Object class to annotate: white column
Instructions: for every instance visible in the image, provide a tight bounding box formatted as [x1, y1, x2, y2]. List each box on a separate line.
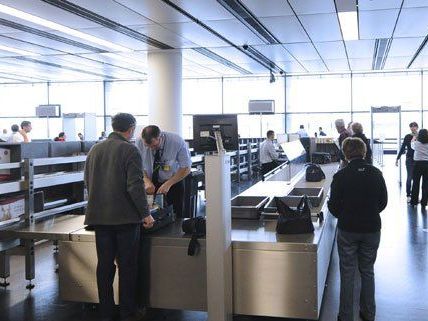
[205, 154, 233, 321]
[147, 51, 182, 135]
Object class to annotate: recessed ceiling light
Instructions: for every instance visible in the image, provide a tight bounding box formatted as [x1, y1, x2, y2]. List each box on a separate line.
[0, 44, 39, 56]
[0, 3, 132, 53]
[338, 11, 359, 41]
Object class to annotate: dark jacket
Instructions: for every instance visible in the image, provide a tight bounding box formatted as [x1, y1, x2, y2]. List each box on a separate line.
[397, 133, 415, 161]
[328, 158, 388, 233]
[353, 133, 373, 164]
[338, 128, 350, 161]
[84, 132, 149, 226]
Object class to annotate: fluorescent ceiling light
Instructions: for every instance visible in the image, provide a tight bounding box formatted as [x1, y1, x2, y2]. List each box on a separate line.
[338, 11, 359, 41]
[0, 44, 39, 56]
[0, 3, 132, 53]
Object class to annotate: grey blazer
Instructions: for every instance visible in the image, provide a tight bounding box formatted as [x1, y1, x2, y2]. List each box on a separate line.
[84, 132, 149, 226]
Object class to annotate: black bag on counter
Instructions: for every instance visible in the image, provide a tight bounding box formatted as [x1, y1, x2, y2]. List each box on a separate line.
[305, 163, 326, 182]
[182, 216, 206, 256]
[275, 195, 314, 234]
[312, 152, 331, 164]
[143, 205, 175, 234]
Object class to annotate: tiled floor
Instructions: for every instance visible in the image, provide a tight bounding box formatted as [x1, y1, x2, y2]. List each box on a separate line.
[1, 155, 427, 321]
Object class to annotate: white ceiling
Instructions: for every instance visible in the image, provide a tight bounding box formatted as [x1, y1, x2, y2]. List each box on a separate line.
[0, 0, 425, 82]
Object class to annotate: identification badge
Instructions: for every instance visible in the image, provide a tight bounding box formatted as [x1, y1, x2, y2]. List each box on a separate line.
[162, 165, 171, 171]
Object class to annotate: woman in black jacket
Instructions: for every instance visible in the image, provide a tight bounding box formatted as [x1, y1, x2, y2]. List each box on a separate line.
[328, 137, 388, 321]
[351, 122, 373, 164]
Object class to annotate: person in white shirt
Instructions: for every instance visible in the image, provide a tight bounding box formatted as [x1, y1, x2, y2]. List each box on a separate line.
[19, 121, 32, 142]
[8, 124, 24, 143]
[297, 125, 308, 138]
[259, 130, 279, 175]
[410, 128, 428, 207]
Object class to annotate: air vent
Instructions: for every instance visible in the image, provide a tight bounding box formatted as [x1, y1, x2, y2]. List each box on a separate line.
[193, 48, 251, 74]
[0, 18, 105, 53]
[217, 0, 280, 45]
[42, 0, 174, 50]
[372, 38, 391, 70]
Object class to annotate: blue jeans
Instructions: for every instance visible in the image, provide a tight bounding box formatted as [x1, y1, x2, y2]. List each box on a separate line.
[337, 229, 381, 321]
[95, 224, 141, 320]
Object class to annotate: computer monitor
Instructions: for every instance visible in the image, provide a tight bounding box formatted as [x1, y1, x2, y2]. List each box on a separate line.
[193, 114, 238, 153]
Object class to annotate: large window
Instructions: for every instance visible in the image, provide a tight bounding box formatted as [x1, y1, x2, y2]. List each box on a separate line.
[352, 72, 421, 111]
[286, 112, 351, 137]
[183, 78, 222, 114]
[49, 82, 104, 115]
[0, 83, 47, 117]
[105, 80, 148, 116]
[223, 76, 285, 114]
[286, 74, 351, 113]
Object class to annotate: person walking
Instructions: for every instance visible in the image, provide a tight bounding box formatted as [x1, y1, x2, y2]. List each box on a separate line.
[84, 113, 154, 321]
[352, 122, 373, 164]
[328, 137, 388, 321]
[396, 122, 419, 202]
[410, 128, 428, 208]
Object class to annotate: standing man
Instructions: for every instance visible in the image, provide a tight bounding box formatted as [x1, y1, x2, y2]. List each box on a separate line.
[328, 137, 388, 321]
[84, 113, 154, 321]
[20, 120, 32, 142]
[396, 122, 419, 202]
[335, 119, 351, 166]
[136, 125, 191, 218]
[297, 124, 308, 137]
[259, 130, 279, 175]
[319, 127, 327, 136]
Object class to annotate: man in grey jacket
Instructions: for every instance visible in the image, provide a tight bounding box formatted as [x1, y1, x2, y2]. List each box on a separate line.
[84, 113, 154, 321]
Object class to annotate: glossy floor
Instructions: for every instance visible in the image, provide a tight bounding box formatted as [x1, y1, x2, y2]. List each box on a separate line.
[1, 156, 427, 321]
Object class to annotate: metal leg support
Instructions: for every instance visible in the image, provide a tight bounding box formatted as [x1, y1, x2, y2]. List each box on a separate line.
[25, 239, 35, 290]
[0, 252, 10, 287]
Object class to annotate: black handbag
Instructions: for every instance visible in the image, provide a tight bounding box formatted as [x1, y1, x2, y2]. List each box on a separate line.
[275, 195, 314, 234]
[143, 205, 175, 234]
[305, 163, 326, 182]
[182, 216, 206, 256]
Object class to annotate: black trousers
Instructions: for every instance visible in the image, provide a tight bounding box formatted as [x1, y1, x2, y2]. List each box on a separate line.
[261, 161, 278, 176]
[405, 159, 415, 197]
[411, 161, 428, 206]
[94, 224, 141, 320]
[155, 180, 185, 218]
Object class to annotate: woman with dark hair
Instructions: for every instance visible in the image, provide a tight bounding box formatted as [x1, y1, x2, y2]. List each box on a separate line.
[410, 129, 428, 207]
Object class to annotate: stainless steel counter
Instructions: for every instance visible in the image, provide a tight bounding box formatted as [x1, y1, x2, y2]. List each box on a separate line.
[9, 163, 339, 320]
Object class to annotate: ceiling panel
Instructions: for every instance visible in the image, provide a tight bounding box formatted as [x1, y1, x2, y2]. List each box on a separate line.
[251, 44, 295, 62]
[259, 16, 309, 43]
[359, 9, 400, 39]
[168, 0, 233, 21]
[345, 40, 375, 58]
[394, 7, 428, 37]
[0, 0, 102, 29]
[79, 52, 148, 72]
[404, 0, 428, 8]
[200, 63, 245, 75]
[203, 19, 266, 46]
[301, 60, 328, 72]
[209, 46, 258, 64]
[324, 59, 350, 71]
[358, 0, 402, 10]
[114, 0, 190, 23]
[236, 61, 270, 74]
[283, 42, 320, 60]
[409, 55, 428, 69]
[349, 58, 372, 71]
[160, 22, 229, 47]
[288, 0, 336, 14]
[298, 13, 342, 42]
[383, 56, 412, 69]
[241, 0, 293, 17]
[388, 37, 425, 57]
[314, 41, 347, 60]
[68, 0, 153, 26]
[276, 61, 306, 73]
[182, 49, 226, 66]
[133, 24, 196, 48]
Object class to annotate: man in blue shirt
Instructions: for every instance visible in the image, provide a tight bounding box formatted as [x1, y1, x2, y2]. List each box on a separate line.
[136, 125, 191, 217]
